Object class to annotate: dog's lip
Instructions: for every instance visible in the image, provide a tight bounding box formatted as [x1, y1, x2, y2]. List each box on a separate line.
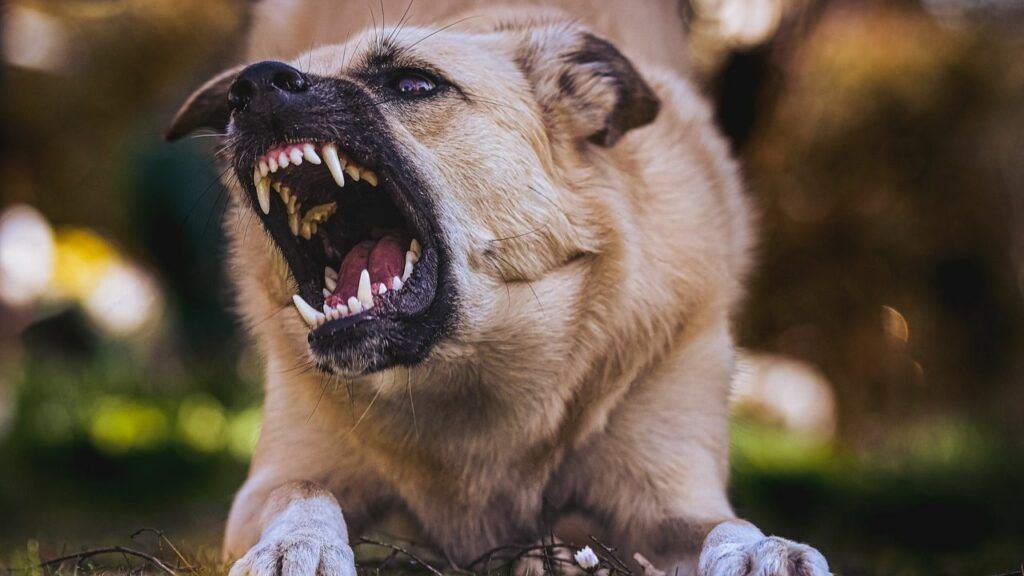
[237, 138, 443, 334]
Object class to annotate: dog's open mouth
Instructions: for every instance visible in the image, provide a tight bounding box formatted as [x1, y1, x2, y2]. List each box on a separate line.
[243, 140, 438, 337]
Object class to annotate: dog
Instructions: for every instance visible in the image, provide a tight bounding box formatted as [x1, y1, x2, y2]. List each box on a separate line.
[167, 2, 830, 575]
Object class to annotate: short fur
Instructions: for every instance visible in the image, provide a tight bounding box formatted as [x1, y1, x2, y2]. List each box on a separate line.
[169, 2, 829, 575]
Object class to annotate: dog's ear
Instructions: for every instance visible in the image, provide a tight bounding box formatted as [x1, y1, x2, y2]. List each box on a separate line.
[165, 65, 244, 142]
[516, 27, 660, 147]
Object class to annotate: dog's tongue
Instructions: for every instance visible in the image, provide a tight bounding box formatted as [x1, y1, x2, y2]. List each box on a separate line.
[329, 233, 407, 306]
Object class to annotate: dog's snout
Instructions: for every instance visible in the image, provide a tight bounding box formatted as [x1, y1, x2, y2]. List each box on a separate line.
[228, 61, 310, 113]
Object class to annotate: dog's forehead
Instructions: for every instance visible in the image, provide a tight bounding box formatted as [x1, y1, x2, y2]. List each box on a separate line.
[293, 27, 510, 80]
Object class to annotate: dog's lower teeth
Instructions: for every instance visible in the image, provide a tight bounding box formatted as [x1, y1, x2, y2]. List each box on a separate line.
[292, 294, 325, 328]
[347, 297, 362, 314]
[392, 276, 403, 290]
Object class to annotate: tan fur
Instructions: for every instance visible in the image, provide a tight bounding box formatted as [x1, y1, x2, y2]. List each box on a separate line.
[172, 2, 828, 575]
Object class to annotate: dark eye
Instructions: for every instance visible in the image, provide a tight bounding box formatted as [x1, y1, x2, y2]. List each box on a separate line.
[391, 72, 437, 96]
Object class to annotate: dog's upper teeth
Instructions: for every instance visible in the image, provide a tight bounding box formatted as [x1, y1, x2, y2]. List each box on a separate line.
[362, 170, 378, 187]
[259, 160, 270, 177]
[278, 151, 290, 169]
[254, 169, 271, 215]
[344, 163, 361, 182]
[268, 156, 279, 173]
[357, 269, 374, 308]
[302, 144, 322, 165]
[322, 143, 346, 188]
[289, 148, 303, 166]
[292, 294, 325, 328]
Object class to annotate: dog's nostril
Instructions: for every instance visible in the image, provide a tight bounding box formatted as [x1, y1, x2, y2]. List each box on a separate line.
[227, 78, 256, 112]
[271, 69, 309, 93]
[228, 61, 310, 114]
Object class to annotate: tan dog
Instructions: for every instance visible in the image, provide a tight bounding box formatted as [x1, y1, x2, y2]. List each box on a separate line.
[167, 2, 830, 575]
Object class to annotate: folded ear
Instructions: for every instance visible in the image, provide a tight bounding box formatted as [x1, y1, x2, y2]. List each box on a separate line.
[165, 65, 244, 141]
[516, 27, 661, 147]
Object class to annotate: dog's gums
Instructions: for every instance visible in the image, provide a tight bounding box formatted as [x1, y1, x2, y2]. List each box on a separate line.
[250, 140, 422, 329]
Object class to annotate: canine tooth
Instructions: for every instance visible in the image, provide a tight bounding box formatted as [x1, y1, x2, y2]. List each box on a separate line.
[269, 156, 279, 172]
[344, 164, 361, 181]
[289, 211, 300, 236]
[278, 152, 290, 168]
[322, 144, 346, 188]
[259, 161, 269, 177]
[255, 171, 271, 215]
[392, 276, 403, 290]
[402, 258, 413, 282]
[362, 170, 378, 186]
[292, 294, 324, 328]
[348, 297, 363, 314]
[357, 269, 373, 307]
[406, 250, 419, 269]
[302, 144, 322, 164]
[325, 271, 338, 292]
[289, 148, 303, 165]
[410, 239, 421, 259]
[378, 284, 387, 295]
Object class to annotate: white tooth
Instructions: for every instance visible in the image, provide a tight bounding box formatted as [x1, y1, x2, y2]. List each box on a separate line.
[406, 250, 419, 268]
[348, 297, 363, 314]
[302, 144, 322, 164]
[392, 276, 403, 291]
[378, 284, 387, 295]
[357, 269, 373, 307]
[292, 294, 325, 328]
[323, 304, 333, 315]
[259, 161, 270, 177]
[323, 288, 332, 298]
[289, 148, 303, 165]
[410, 239, 422, 259]
[344, 164, 361, 181]
[268, 156, 279, 172]
[402, 258, 413, 282]
[278, 152, 290, 168]
[325, 266, 338, 280]
[322, 144, 346, 188]
[255, 171, 271, 215]
[325, 272, 337, 292]
[362, 170, 378, 187]
[337, 304, 350, 317]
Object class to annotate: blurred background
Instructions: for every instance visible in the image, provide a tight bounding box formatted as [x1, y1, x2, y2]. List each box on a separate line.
[1, 0, 1022, 574]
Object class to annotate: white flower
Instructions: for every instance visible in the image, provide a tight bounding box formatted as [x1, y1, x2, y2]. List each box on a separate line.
[574, 546, 599, 570]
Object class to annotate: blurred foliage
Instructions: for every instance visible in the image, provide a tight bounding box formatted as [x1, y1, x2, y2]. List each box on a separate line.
[1, 0, 1023, 574]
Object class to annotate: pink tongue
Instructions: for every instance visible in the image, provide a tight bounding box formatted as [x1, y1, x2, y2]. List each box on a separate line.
[327, 234, 408, 307]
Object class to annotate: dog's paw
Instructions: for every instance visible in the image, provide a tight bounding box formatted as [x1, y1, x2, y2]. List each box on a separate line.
[228, 534, 355, 576]
[699, 522, 829, 576]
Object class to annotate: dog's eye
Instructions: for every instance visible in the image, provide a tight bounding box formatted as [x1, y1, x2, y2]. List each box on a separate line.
[390, 72, 437, 96]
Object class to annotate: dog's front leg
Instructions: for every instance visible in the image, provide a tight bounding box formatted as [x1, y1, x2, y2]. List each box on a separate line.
[227, 480, 356, 576]
[696, 519, 829, 576]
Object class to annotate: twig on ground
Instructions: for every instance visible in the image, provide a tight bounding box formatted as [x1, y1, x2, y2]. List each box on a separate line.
[39, 546, 177, 575]
[356, 537, 446, 576]
[130, 529, 196, 573]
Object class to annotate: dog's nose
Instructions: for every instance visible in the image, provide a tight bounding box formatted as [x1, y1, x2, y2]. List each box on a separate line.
[228, 61, 310, 113]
